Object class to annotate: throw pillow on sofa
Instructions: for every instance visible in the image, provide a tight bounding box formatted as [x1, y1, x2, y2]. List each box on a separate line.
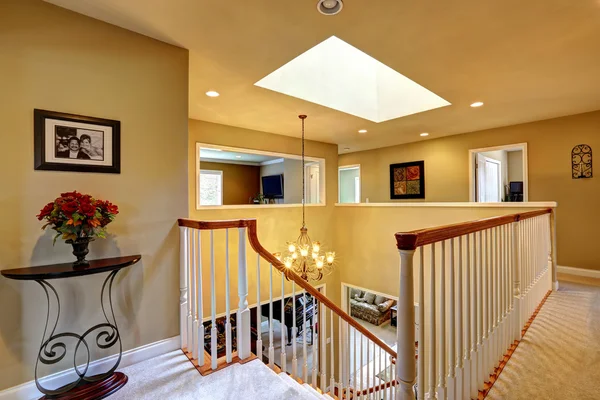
[374, 295, 387, 305]
[363, 292, 376, 304]
[377, 299, 395, 313]
[350, 288, 364, 299]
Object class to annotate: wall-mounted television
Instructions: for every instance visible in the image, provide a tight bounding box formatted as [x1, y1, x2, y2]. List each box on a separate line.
[262, 174, 284, 199]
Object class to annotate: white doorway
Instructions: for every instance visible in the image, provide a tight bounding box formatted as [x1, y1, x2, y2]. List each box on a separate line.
[469, 143, 528, 202]
[338, 165, 361, 203]
[305, 162, 320, 204]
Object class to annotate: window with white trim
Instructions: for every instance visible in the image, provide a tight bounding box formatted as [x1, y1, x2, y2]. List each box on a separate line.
[199, 170, 223, 206]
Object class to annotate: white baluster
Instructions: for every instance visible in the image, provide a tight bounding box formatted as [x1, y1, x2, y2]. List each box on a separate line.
[467, 234, 476, 400]
[448, 239, 456, 400]
[192, 229, 201, 361]
[281, 273, 286, 372]
[456, 236, 464, 400]
[330, 310, 335, 396]
[196, 229, 205, 364]
[321, 300, 327, 392]
[236, 227, 250, 360]
[384, 350, 389, 400]
[255, 253, 262, 368]
[397, 246, 417, 400]
[339, 316, 343, 398]
[437, 241, 447, 400]
[225, 229, 232, 364]
[512, 221, 522, 342]
[418, 247, 425, 400]
[303, 291, 308, 382]
[550, 210, 558, 291]
[353, 325, 358, 394]
[366, 340, 370, 399]
[292, 280, 298, 378]
[476, 231, 484, 390]
[210, 230, 218, 370]
[268, 264, 274, 368]
[359, 331, 364, 400]
[484, 229, 491, 377]
[378, 347, 383, 398]
[187, 229, 193, 356]
[312, 299, 318, 387]
[429, 244, 437, 400]
[180, 227, 189, 350]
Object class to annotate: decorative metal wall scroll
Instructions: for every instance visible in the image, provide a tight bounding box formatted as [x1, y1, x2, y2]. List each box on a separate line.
[572, 144, 592, 179]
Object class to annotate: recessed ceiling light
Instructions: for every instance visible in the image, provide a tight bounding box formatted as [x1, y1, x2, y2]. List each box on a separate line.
[317, 0, 343, 15]
[358, 129, 368, 133]
[343, 147, 350, 151]
[235, 155, 242, 159]
[470, 101, 484, 108]
[420, 132, 429, 137]
[206, 91, 220, 97]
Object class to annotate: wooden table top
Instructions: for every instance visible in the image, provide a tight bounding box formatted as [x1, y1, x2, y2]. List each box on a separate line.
[1, 255, 141, 281]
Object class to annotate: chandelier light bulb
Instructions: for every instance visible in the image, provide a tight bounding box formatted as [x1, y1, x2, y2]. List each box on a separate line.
[300, 245, 309, 257]
[312, 242, 321, 253]
[292, 252, 298, 260]
[284, 257, 293, 268]
[326, 252, 335, 264]
[287, 242, 296, 253]
[312, 252, 318, 259]
[316, 256, 325, 269]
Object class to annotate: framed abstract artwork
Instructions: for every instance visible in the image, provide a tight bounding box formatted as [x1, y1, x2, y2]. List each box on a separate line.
[34, 109, 121, 174]
[390, 161, 425, 199]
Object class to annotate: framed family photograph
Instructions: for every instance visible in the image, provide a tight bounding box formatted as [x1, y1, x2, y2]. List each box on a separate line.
[390, 160, 425, 199]
[34, 109, 121, 174]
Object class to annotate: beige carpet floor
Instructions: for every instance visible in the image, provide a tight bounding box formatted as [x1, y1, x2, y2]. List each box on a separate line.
[487, 276, 600, 400]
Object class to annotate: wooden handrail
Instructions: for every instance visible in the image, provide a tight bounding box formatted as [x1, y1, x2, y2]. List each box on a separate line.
[246, 220, 398, 360]
[395, 208, 553, 251]
[177, 218, 398, 360]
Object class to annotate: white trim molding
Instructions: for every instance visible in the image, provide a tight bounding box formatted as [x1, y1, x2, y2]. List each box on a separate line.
[0, 336, 180, 400]
[334, 201, 557, 208]
[557, 265, 600, 279]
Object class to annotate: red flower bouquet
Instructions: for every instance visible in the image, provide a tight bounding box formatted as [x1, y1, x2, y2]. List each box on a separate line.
[37, 191, 119, 243]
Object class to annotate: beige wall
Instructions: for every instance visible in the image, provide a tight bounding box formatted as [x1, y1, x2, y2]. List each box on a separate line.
[200, 161, 260, 205]
[188, 119, 340, 316]
[339, 111, 600, 270]
[508, 150, 524, 182]
[0, 0, 188, 390]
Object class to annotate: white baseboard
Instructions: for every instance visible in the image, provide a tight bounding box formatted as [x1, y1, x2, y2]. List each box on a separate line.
[0, 335, 180, 400]
[557, 265, 600, 279]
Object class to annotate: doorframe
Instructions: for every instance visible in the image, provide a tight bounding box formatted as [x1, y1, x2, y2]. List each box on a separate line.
[468, 143, 528, 202]
[338, 164, 361, 203]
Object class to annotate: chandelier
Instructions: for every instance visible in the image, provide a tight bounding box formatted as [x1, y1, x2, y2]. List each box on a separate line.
[274, 115, 335, 282]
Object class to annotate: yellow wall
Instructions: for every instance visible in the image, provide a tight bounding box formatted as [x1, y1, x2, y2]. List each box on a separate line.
[339, 111, 600, 270]
[0, 0, 188, 389]
[188, 119, 340, 316]
[200, 161, 260, 205]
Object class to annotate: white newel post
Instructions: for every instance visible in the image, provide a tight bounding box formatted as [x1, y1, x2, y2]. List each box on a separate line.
[237, 227, 251, 360]
[396, 248, 417, 400]
[550, 209, 559, 291]
[179, 227, 189, 349]
[511, 221, 522, 341]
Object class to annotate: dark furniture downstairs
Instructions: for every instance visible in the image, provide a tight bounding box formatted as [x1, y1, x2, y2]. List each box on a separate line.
[260, 293, 315, 346]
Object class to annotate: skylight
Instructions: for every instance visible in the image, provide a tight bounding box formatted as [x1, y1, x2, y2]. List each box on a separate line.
[255, 36, 451, 123]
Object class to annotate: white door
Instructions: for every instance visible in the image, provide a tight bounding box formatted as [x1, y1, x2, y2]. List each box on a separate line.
[306, 163, 320, 204]
[476, 154, 501, 202]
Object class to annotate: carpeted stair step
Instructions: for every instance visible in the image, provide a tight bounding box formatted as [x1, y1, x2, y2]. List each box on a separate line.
[303, 382, 328, 399]
[277, 372, 323, 399]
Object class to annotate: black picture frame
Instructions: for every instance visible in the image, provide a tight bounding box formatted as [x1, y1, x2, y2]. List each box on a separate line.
[389, 161, 425, 199]
[34, 109, 121, 174]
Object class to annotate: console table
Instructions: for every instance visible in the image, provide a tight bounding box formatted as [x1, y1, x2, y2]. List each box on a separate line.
[1, 255, 141, 399]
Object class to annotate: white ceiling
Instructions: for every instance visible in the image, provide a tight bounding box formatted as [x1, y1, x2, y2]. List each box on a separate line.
[45, 0, 600, 153]
[200, 148, 282, 165]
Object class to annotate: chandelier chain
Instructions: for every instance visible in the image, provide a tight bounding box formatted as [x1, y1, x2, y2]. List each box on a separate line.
[301, 115, 306, 228]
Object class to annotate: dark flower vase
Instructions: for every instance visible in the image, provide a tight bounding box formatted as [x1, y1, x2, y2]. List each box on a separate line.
[66, 237, 94, 268]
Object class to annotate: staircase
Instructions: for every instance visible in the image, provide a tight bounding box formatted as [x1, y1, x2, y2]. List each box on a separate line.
[177, 207, 558, 400]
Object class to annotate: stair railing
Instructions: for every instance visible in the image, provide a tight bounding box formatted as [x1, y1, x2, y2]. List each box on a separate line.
[394, 208, 557, 400]
[179, 218, 399, 399]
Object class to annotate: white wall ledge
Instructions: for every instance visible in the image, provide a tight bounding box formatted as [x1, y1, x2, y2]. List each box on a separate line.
[195, 203, 326, 211]
[334, 201, 557, 208]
